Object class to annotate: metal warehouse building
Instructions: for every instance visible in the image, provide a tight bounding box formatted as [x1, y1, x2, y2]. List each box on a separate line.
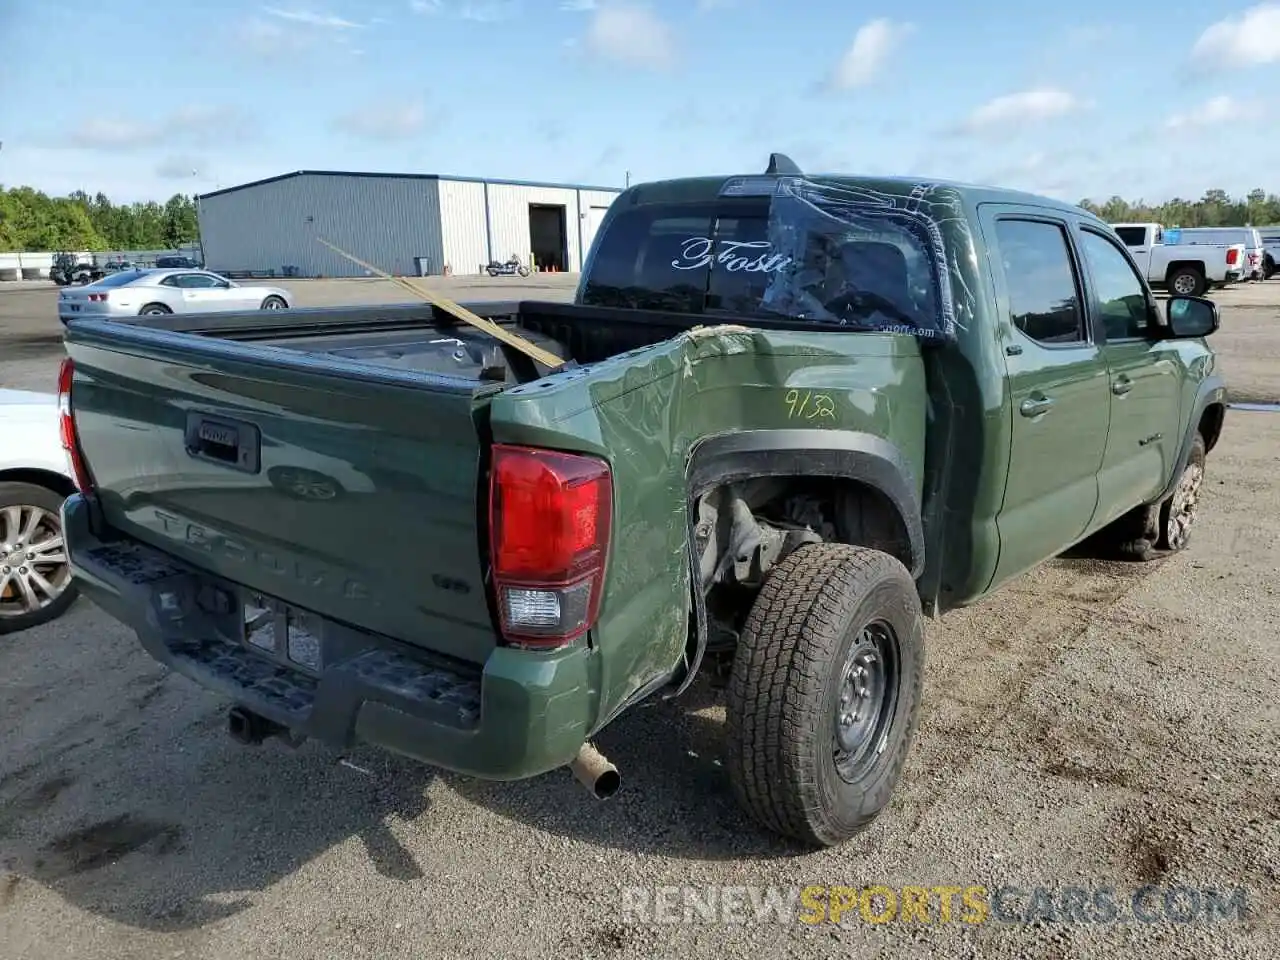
[195, 171, 624, 278]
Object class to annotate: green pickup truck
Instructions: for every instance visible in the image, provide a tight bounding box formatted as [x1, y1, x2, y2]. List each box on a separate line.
[59, 158, 1226, 847]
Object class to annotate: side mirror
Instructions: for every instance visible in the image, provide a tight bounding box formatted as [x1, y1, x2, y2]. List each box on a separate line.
[1166, 295, 1218, 338]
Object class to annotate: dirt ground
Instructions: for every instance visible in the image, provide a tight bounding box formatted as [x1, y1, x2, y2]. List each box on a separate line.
[0, 277, 1277, 959]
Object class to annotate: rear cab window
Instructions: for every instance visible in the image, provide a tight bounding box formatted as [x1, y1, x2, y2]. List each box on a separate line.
[581, 190, 949, 340]
[1112, 226, 1148, 247]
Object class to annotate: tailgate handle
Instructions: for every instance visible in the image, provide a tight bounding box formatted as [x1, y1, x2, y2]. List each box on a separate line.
[184, 413, 261, 474]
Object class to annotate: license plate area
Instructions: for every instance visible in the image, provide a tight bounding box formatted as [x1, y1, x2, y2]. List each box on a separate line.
[242, 593, 323, 674]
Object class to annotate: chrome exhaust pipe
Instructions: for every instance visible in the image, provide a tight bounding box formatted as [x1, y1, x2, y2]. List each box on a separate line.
[569, 741, 620, 799]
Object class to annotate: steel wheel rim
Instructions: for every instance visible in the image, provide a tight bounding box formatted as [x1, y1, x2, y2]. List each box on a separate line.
[1173, 274, 1196, 295]
[0, 504, 70, 618]
[1167, 462, 1204, 550]
[833, 620, 899, 782]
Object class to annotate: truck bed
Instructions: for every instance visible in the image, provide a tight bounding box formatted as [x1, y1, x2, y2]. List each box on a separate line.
[57, 298, 774, 666]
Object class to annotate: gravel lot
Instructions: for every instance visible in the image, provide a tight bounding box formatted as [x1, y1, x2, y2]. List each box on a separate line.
[1, 276, 1277, 959]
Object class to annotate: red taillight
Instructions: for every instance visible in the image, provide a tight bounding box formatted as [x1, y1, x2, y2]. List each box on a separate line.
[1227, 248, 1240, 265]
[87, 293, 108, 302]
[489, 444, 612, 648]
[57, 358, 95, 494]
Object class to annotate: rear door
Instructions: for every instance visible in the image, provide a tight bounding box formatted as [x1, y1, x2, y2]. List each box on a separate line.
[981, 207, 1111, 586]
[1074, 225, 1183, 529]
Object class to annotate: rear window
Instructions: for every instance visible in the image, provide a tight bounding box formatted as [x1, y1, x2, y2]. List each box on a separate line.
[581, 196, 946, 338]
[1112, 227, 1148, 246]
[90, 270, 148, 288]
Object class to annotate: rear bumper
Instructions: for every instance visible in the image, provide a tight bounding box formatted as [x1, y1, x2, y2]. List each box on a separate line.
[62, 494, 597, 780]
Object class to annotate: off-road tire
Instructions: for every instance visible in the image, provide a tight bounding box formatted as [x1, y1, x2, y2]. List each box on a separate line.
[724, 542, 924, 848]
[1157, 433, 1206, 552]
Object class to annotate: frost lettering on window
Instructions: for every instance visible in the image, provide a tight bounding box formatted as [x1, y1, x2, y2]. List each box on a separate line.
[671, 237, 793, 274]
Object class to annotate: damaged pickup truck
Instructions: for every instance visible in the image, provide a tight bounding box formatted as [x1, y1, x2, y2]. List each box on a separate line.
[59, 156, 1226, 847]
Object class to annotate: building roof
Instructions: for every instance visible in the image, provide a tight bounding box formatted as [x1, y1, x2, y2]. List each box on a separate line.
[198, 170, 625, 201]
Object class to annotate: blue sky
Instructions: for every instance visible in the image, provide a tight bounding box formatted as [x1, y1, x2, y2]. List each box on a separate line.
[1, 1, 1277, 204]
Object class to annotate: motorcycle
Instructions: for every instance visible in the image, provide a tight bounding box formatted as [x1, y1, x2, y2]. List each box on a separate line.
[485, 255, 531, 278]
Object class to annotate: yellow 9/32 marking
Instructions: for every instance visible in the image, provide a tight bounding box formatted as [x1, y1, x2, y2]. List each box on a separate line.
[785, 389, 837, 421]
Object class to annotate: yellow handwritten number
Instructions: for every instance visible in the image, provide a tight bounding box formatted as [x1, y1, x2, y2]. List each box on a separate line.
[785, 389, 836, 421]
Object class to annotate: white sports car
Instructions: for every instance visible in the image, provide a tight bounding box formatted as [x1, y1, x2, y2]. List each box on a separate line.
[58, 268, 292, 325]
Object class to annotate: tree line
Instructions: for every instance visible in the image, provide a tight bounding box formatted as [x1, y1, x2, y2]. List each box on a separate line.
[1076, 188, 1280, 229]
[0, 186, 201, 252]
[1, 183, 1278, 254]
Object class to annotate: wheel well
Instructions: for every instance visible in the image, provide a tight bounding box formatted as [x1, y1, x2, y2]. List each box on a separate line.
[1199, 402, 1226, 453]
[1165, 260, 1204, 280]
[139, 302, 171, 313]
[678, 474, 915, 691]
[0, 468, 75, 499]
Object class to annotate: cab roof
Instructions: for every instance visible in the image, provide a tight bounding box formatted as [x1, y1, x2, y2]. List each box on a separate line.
[617, 154, 1097, 224]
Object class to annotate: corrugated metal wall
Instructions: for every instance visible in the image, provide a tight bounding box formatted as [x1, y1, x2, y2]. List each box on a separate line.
[199, 174, 444, 278]
[437, 179, 489, 275]
[485, 183, 580, 272]
[578, 189, 621, 266]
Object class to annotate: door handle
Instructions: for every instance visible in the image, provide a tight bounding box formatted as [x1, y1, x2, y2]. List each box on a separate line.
[1019, 395, 1054, 417]
[1112, 377, 1133, 396]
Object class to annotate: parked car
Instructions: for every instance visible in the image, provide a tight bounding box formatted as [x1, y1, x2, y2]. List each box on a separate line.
[155, 255, 203, 269]
[1109, 222, 1245, 295]
[0, 389, 78, 635]
[60, 158, 1226, 848]
[1258, 227, 1280, 279]
[58, 268, 292, 325]
[1177, 226, 1267, 281]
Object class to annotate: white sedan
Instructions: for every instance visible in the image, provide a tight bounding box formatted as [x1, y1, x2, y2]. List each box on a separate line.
[59, 268, 292, 325]
[0, 390, 78, 634]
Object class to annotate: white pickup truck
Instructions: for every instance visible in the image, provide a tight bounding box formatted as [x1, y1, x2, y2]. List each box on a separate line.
[1110, 222, 1245, 296]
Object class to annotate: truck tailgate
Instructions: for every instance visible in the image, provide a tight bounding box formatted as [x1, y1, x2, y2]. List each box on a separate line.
[64, 321, 501, 664]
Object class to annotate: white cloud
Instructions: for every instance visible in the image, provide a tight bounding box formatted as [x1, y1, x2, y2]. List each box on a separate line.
[824, 19, 914, 91]
[560, 0, 595, 10]
[332, 102, 434, 141]
[957, 87, 1082, 135]
[1165, 95, 1248, 129]
[61, 107, 258, 152]
[263, 6, 365, 29]
[583, 3, 676, 70]
[1191, 3, 1280, 68]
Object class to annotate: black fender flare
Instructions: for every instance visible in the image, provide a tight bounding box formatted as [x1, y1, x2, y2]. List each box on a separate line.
[1152, 376, 1227, 505]
[667, 428, 926, 698]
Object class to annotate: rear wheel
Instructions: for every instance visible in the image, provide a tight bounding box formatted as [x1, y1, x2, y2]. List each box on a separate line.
[139, 303, 171, 315]
[725, 543, 924, 848]
[1168, 267, 1206, 297]
[0, 482, 78, 635]
[261, 295, 287, 310]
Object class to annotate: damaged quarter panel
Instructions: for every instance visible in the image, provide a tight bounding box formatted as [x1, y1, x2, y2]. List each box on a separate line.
[489, 324, 927, 732]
